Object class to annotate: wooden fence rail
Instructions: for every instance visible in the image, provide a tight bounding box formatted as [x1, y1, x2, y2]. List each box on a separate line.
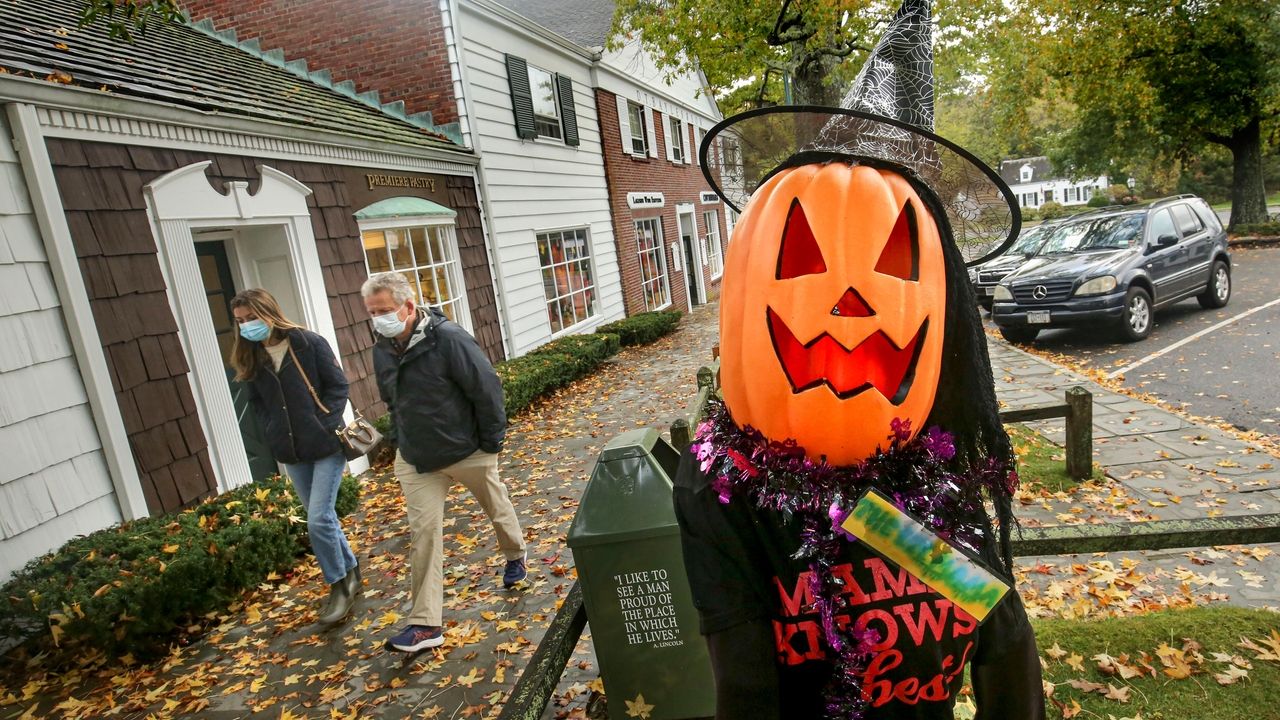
[1000, 386, 1093, 480]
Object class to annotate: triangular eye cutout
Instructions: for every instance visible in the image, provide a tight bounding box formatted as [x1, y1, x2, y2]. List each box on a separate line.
[874, 201, 919, 281]
[776, 199, 827, 279]
[831, 287, 874, 317]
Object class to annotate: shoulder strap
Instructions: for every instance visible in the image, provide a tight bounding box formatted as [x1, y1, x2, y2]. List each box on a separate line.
[285, 340, 331, 415]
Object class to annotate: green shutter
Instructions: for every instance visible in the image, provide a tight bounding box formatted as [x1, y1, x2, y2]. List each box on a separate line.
[505, 54, 537, 140]
[555, 73, 579, 147]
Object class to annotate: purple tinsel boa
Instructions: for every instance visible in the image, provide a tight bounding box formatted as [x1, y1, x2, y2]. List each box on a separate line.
[691, 398, 1017, 719]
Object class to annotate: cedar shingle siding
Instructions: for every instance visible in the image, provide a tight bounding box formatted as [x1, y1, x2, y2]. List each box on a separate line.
[46, 138, 499, 512]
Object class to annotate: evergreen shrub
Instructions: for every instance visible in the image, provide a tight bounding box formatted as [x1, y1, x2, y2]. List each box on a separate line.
[596, 310, 683, 346]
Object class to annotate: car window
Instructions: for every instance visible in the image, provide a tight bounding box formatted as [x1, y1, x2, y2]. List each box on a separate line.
[1038, 214, 1144, 254]
[1009, 227, 1048, 254]
[1171, 205, 1204, 237]
[1146, 209, 1178, 243]
[1191, 201, 1223, 233]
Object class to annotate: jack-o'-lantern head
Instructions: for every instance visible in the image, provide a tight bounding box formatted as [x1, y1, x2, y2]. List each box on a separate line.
[719, 162, 947, 465]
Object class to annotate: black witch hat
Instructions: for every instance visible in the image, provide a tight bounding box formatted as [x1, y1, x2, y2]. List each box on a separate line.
[700, 0, 1020, 265]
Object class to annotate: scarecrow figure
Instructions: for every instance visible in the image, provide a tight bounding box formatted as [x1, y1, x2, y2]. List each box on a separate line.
[676, 1, 1046, 718]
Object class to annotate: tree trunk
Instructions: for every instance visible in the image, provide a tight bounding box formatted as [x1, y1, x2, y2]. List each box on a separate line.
[1226, 118, 1269, 230]
[790, 52, 840, 106]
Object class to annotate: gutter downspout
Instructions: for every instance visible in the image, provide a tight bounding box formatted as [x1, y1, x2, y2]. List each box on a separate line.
[5, 102, 150, 519]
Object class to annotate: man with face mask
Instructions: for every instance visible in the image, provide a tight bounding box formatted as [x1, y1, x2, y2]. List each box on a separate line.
[361, 272, 527, 653]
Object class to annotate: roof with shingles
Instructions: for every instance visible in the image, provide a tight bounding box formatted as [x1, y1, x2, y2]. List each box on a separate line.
[490, 0, 616, 49]
[999, 156, 1054, 185]
[0, 0, 468, 153]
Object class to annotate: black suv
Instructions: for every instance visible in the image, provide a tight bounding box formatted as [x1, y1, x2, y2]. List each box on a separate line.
[970, 223, 1056, 309]
[991, 195, 1231, 343]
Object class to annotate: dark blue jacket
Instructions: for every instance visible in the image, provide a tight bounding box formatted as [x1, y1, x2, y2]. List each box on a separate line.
[247, 328, 348, 465]
[373, 308, 506, 473]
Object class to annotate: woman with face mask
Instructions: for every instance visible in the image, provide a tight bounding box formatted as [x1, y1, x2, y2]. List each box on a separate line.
[230, 289, 359, 626]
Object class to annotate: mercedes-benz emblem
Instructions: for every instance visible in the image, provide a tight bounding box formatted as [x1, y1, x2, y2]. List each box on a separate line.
[1032, 285, 1048, 300]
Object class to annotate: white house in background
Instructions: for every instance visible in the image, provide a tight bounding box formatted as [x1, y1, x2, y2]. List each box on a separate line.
[999, 156, 1109, 210]
[448, 0, 627, 355]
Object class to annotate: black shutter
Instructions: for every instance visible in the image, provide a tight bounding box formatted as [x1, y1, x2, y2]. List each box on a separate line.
[505, 54, 537, 140]
[555, 73, 579, 147]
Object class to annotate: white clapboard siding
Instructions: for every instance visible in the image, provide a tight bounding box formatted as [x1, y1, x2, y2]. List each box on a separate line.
[0, 113, 120, 580]
[458, 8, 626, 356]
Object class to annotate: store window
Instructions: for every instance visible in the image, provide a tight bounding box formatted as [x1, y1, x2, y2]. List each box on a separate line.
[703, 209, 723, 278]
[361, 220, 469, 328]
[537, 228, 597, 333]
[635, 218, 670, 310]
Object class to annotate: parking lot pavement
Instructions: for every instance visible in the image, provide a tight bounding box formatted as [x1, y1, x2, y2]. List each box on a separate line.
[984, 245, 1280, 436]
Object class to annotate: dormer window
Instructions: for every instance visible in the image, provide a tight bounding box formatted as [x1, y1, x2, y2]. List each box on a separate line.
[1020, 165, 1033, 183]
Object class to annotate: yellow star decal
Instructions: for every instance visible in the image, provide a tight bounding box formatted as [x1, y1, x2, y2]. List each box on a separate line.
[625, 692, 655, 719]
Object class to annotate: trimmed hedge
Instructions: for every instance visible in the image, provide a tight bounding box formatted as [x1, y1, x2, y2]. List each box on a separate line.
[596, 310, 683, 347]
[495, 331, 621, 417]
[0, 473, 359, 658]
[1232, 221, 1280, 237]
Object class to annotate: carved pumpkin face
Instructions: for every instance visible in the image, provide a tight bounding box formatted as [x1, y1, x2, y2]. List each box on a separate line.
[719, 163, 947, 466]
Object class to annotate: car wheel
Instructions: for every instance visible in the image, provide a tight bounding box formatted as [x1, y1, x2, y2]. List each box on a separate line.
[999, 326, 1039, 344]
[1197, 260, 1230, 309]
[1119, 287, 1153, 342]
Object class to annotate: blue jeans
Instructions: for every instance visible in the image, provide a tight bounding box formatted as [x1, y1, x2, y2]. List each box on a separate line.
[283, 452, 357, 585]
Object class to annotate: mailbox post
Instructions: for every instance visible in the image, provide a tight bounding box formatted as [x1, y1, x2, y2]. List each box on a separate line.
[567, 429, 715, 720]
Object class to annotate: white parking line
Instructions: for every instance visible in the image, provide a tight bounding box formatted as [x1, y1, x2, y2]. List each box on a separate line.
[1107, 295, 1280, 379]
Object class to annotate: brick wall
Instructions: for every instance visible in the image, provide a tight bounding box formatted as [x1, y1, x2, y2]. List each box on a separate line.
[181, 0, 456, 124]
[46, 139, 498, 512]
[595, 89, 728, 315]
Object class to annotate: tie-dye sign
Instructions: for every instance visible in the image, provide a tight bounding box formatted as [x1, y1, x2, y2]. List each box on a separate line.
[841, 488, 1010, 622]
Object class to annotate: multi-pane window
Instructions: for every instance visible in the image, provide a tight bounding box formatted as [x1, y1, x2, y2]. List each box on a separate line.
[537, 228, 596, 333]
[703, 210, 723, 278]
[627, 101, 648, 155]
[527, 65, 562, 140]
[692, 126, 705, 165]
[361, 223, 468, 326]
[635, 218, 670, 310]
[668, 115, 685, 162]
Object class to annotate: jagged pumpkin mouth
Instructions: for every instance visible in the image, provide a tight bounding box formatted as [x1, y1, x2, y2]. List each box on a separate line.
[766, 307, 928, 404]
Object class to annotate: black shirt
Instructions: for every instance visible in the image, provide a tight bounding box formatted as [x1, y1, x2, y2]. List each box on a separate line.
[673, 453, 1033, 719]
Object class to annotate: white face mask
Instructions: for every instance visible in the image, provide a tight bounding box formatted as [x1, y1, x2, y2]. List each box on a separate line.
[372, 308, 407, 338]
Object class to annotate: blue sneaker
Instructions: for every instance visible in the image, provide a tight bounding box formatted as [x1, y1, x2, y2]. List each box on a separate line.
[503, 556, 527, 588]
[385, 625, 444, 652]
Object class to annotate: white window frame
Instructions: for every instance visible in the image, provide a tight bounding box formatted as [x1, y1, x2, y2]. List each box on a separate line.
[527, 63, 563, 141]
[358, 215, 472, 331]
[692, 125, 705, 166]
[667, 115, 686, 164]
[627, 101, 648, 155]
[703, 209, 723, 279]
[1020, 165, 1033, 183]
[635, 217, 671, 311]
[536, 226, 599, 335]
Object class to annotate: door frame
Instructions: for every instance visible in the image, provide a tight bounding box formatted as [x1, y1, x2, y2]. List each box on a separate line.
[675, 203, 703, 310]
[145, 162, 364, 493]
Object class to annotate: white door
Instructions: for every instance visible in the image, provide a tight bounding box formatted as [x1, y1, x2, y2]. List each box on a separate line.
[232, 225, 305, 324]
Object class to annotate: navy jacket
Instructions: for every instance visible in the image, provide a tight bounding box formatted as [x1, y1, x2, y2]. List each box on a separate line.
[373, 308, 506, 473]
[247, 328, 348, 464]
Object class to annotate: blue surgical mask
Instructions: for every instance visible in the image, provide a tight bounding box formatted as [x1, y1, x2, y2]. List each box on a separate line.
[239, 319, 271, 343]
[372, 309, 407, 338]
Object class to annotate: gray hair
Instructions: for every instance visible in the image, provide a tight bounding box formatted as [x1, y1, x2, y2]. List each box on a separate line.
[361, 271, 415, 304]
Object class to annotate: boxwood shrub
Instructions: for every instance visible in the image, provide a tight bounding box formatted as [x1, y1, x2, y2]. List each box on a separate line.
[495, 331, 621, 417]
[0, 473, 359, 658]
[596, 310, 682, 346]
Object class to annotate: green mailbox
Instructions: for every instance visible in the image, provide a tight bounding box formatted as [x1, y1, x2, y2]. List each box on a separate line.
[567, 429, 715, 720]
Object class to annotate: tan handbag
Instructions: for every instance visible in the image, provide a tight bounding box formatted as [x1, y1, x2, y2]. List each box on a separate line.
[287, 342, 382, 460]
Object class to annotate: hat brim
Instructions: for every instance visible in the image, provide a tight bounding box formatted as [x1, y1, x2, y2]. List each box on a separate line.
[699, 106, 1021, 267]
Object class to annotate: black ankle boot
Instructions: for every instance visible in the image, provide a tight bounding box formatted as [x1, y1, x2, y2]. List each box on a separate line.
[342, 560, 361, 597]
[318, 578, 354, 625]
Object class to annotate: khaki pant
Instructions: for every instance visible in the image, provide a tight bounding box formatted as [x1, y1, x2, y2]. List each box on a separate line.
[395, 449, 526, 626]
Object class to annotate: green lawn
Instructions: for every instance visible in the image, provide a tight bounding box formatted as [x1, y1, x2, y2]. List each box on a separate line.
[1009, 423, 1102, 493]
[1211, 192, 1280, 210]
[1032, 607, 1280, 719]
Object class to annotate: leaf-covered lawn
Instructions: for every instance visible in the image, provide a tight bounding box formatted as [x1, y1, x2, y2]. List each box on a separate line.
[1035, 607, 1280, 719]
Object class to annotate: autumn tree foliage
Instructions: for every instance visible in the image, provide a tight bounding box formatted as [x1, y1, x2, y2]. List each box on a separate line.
[988, 0, 1279, 229]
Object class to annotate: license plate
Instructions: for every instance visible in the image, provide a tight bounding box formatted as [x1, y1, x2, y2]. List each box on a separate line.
[1027, 310, 1051, 324]
[983, 286, 996, 296]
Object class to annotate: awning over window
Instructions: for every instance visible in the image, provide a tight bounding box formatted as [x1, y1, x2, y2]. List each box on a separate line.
[354, 196, 457, 221]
